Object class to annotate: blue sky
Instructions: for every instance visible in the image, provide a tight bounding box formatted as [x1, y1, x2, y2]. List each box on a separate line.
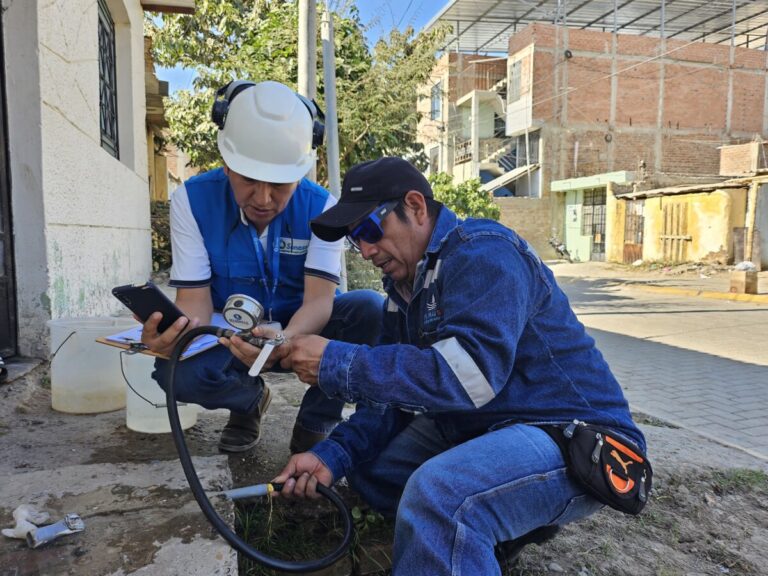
[156, 0, 448, 93]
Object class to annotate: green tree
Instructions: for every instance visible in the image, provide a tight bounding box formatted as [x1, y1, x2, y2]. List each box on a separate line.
[146, 1, 447, 182]
[428, 173, 500, 220]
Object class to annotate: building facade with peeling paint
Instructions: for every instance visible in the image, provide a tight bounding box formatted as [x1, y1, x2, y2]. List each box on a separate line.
[0, 0, 193, 359]
[609, 143, 767, 269]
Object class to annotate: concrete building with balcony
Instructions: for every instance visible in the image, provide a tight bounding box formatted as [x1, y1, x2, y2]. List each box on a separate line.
[420, 0, 768, 263]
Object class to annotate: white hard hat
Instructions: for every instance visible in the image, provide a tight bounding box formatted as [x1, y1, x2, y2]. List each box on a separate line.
[216, 81, 316, 183]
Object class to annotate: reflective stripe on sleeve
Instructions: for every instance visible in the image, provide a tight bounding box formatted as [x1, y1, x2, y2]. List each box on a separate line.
[431, 337, 495, 408]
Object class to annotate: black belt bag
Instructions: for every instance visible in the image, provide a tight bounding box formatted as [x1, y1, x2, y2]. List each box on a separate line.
[543, 420, 652, 515]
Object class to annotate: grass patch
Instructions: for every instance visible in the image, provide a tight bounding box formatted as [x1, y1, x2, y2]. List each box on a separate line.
[236, 496, 394, 576]
[711, 469, 768, 495]
[704, 541, 759, 574]
[632, 412, 678, 428]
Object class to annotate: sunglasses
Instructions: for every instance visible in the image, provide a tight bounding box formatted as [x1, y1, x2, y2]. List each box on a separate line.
[346, 200, 400, 251]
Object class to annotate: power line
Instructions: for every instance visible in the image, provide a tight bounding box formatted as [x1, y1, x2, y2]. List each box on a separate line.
[396, 0, 417, 29]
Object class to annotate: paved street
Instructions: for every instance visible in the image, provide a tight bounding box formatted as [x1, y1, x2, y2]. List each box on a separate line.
[556, 274, 768, 461]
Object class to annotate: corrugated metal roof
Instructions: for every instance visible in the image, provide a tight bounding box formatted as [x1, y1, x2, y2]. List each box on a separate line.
[424, 0, 768, 54]
[616, 180, 745, 199]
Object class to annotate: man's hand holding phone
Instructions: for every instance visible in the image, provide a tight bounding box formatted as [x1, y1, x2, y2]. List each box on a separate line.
[140, 312, 195, 358]
[112, 282, 198, 358]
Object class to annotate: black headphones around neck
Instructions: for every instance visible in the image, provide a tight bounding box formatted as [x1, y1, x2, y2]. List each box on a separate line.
[211, 80, 325, 149]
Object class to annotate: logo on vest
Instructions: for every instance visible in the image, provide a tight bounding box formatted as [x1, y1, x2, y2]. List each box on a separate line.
[279, 237, 310, 256]
[422, 294, 442, 328]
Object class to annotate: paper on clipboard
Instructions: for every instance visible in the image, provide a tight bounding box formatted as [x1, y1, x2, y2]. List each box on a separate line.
[98, 313, 281, 360]
[101, 313, 232, 359]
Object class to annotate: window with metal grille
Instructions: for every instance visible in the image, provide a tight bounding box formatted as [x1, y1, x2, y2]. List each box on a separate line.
[98, 0, 119, 158]
[509, 60, 522, 102]
[430, 81, 441, 121]
[581, 188, 606, 236]
[505, 131, 540, 170]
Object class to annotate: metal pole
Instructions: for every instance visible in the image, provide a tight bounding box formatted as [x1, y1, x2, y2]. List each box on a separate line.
[298, 0, 317, 99]
[298, 0, 317, 181]
[320, 3, 347, 291]
[321, 7, 340, 199]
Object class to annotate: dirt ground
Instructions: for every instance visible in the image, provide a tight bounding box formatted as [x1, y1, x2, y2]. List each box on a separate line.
[2, 367, 767, 576]
[235, 415, 768, 576]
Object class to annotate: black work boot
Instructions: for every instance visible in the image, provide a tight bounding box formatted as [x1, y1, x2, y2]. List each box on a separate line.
[288, 421, 329, 454]
[494, 525, 560, 572]
[218, 384, 272, 453]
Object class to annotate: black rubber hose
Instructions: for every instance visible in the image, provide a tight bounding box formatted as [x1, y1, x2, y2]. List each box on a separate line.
[165, 326, 354, 573]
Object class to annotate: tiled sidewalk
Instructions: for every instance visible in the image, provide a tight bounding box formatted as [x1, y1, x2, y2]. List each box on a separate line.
[590, 328, 768, 461]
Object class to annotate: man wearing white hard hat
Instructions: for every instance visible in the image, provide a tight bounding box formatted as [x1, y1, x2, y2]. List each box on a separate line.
[140, 80, 383, 453]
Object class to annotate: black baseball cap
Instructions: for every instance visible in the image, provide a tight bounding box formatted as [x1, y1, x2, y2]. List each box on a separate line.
[311, 157, 433, 241]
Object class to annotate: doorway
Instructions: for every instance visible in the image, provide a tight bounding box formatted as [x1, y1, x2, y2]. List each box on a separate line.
[623, 200, 645, 263]
[582, 188, 606, 262]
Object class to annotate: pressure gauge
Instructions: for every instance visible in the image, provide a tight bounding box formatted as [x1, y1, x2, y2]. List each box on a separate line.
[223, 294, 265, 331]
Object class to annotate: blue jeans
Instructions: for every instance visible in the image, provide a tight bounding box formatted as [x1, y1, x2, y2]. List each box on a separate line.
[347, 417, 603, 576]
[152, 289, 383, 433]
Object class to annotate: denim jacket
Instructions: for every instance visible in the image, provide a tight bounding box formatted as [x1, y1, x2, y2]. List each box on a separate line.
[311, 207, 645, 482]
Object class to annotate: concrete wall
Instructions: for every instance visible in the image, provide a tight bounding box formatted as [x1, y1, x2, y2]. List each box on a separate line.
[506, 45, 534, 136]
[563, 189, 595, 262]
[4, 0, 151, 357]
[416, 53, 450, 173]
[452, 161, 475, 183]
[496, 196, 553, 257]
[757, 184, 768, 268]
[606, 183, 625, 263]
[641, 189, 747, 263]
[417, 53, 493, 175]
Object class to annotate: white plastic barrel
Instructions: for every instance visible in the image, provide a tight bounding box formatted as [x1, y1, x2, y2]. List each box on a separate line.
[122, 352, 198, 433]
[48, 317, 137, 414]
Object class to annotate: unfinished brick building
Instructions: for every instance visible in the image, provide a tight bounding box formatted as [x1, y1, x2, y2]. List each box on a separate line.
[419, 2, 768, 262]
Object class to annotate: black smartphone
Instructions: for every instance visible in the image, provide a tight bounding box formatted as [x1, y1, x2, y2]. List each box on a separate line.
[112, 282, 185, 333]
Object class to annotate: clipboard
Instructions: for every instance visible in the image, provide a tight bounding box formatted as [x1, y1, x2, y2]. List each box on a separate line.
[95, 324, 220, 360]
[95, 314, 281, 360]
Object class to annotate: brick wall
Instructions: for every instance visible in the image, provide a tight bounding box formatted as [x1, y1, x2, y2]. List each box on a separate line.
[532, 51, 556, 121]
[508, 22, 768, 183]
[720, 142, 764, 175]
[661, 135, 722, 175]
[731, 71, 765, 133]
[565, 59, 612, 124]
[662, 64, 728, 129]
[615, 60, 660, 127]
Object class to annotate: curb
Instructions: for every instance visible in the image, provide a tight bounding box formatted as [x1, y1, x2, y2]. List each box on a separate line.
[633, 405, 768, 464]
[628, 283, 768, 304]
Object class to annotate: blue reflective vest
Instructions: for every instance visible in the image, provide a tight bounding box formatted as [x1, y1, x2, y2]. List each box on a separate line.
[184, 168, 331, 326]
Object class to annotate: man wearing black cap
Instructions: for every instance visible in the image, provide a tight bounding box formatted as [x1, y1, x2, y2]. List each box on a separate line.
[273, 157, 645, 575]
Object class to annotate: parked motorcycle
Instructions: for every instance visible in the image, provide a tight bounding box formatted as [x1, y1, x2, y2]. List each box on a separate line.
[548, 235, 572, 262]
